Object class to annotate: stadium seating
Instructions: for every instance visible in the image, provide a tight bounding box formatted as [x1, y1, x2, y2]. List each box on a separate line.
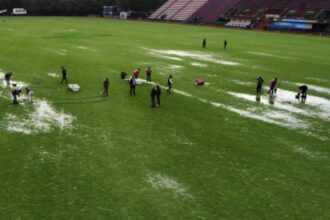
[188, 0, 241, 23]
[149, 0, 177, 19]
[171, 0, 209, 21]
[150, 0, 330, 31]
[149, 0, 209, 21]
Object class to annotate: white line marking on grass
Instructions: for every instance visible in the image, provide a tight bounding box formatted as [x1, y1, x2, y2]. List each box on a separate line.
[305, 77, 329, 83]
[247, 51, 294, 59]
[45, 48, 67, 56]
[169, 64, 183, 69]
[77, 46, 89, 50]
[231, 79, 254, 86]
[301, 131, 329, 142]
[292, 146, 327, 160]
[205, 73, 217, 78]
[248, 51, 275, 57]
[146, 173, 193, 199]
[191, 62, 208, 67]
[283, 81, 330, 95]
[64, 29, 77, 32]
[172, 89, 194, 98]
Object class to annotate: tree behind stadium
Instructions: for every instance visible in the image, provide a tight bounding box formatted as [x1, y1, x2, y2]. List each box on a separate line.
[0, 0, 167, 15]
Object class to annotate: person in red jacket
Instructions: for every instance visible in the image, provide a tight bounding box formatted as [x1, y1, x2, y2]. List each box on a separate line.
[195, 77, 204, 86]
[268, 77, 278, 95]
[133, 68, 140, 79]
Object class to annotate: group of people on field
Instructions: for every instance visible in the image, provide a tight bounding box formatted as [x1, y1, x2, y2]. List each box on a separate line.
[3, 65, 309, 107]
[3, 72, 34, 104]
[2, 38, 309, 107]
[120, 67, 174, 107]
[3, 66, 68, 105]
[203, 38, 228, 50]
[256, 76, 308, 103]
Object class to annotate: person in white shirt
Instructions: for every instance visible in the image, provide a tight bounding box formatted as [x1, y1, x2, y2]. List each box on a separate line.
[167, 74, 173, 94]
[26, 87, 34, 104]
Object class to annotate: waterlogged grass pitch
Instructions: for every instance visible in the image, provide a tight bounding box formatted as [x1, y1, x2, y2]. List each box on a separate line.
[0, 17, 329, 219]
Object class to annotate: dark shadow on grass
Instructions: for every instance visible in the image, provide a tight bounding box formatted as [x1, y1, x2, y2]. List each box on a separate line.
[51, 99, 107, 105]
[52, 95, 102, 100]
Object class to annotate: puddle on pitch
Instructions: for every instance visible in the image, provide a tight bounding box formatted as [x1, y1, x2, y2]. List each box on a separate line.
[228, 90, 330, 121]
[142, 48, 239, 66]
[4, 100, 75, 135]
[229, 80, 330, 121]
[147, 51, 182, 61]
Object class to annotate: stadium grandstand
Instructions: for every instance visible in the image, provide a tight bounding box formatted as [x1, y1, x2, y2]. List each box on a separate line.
[149, 0, 330, 33]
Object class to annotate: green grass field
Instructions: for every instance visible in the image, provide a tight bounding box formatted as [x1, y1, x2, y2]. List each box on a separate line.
[0, 17, 329, 219]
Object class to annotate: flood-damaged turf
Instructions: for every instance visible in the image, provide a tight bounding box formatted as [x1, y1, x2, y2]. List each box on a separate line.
[0, 17, 329, 219]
